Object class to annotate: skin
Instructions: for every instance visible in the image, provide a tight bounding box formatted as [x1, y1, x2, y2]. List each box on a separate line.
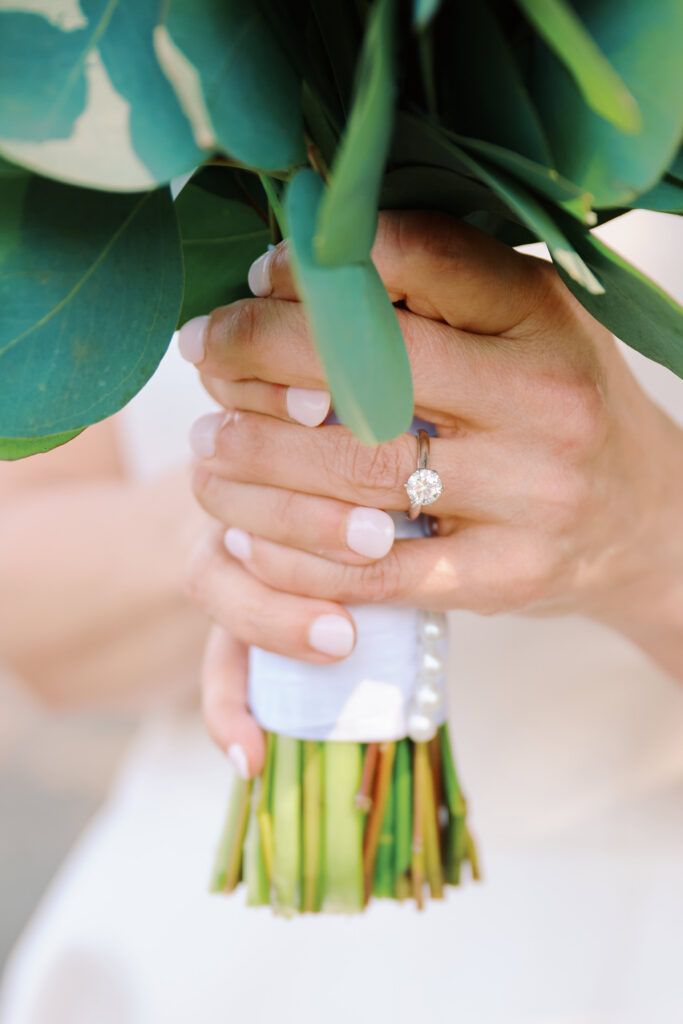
[183, 211, 683, 776]
[0, 418, 208, 707]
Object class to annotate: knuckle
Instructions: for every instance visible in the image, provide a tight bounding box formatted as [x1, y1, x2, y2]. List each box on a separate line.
[211, 299, 258, 378]
[339, 434, 404, 497]
[356, 550, 404, 603]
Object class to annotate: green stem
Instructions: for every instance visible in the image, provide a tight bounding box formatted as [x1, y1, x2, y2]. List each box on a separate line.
[372, 755, 396, 898]
[258, 173, 287, 237]
[362, 743, 396, 903]
[439, 723, 463, 815]
[302, 740, 324, 912]
[271, 736, 301, 916]
[322, 742, 364, 913]
[244, 778, 269, 905]
[411, 742, 425, 909]
[257, 732, 275, 883]
[210, 776, 253, 893]
[393, 738, 413, 897]
[418, 742, 444, 899]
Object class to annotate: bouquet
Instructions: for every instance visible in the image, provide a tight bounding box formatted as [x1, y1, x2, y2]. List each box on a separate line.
[1, 0, 681, 913]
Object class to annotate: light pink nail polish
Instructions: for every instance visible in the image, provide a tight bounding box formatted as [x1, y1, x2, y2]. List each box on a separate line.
[228, 743, 250, 779]
[346, 507, 395, 559]
[224, 527, 252, 561]
[189, 412, 225, 459]
[309, 614, 355, 657]
[286, 387, 331, 427]
[178, 315, 209, 364]
[247, 251, 273, 297]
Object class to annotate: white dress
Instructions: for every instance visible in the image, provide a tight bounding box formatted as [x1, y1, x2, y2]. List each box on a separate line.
[2, 213, 683, 1024]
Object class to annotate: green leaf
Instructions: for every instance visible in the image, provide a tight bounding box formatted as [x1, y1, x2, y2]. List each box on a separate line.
[516, 0, 641, 133]
[314, 0, 396, 266]
[176, 172, 270, 324]
[629, 177, 683, 214]
[531, 0, 683, 207]
[413, 0, 441, 30]
[451, 133, 595, 223]
[286, 169, 412, 444]
[434, 0, 552, 166]
[0, 2, 203, 190]
[552, 218, 683, 379]
[0, 176, 183, 437]
[0, 430, 83, 462]
[416, 126, 604, 293]
[157, 0, 306, 173]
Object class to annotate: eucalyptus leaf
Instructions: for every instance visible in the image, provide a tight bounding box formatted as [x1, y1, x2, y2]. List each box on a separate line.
[314, 0, 396, 266]
[158, 0, 306, 173]
[0, 430, 83, 461]
[176, 173, 270, 324]
[434, 0, 552, 166]
[413, 0, 441, 30]
[552, 217, 683, 378]
[415, 126, 604, 293]
[287, 169, 412, 444]
[629, 177, 683, 214]
[531, 0, 683, 207]
[515, 0, 641, 133]
[0, 2, 203, 190]
[0, 178, 183, 437]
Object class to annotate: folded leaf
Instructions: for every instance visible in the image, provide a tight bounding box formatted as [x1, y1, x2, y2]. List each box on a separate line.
[531, 0, 683, 207]
[157, 0, 306, 173]
[314, 0, 396, 266]
[0, 2, 203, 190]
[516, 0, 641, 133]
[287, 169, 412, 444]
[553, 217, 683, 379]
[0, 177, 183, 437]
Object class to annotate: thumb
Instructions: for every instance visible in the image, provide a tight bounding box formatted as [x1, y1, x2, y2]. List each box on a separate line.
[201, 626, 265, 778]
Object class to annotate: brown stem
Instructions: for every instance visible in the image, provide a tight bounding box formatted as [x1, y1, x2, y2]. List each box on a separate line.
[411, 742, 425, 910]
[355, 742, 379, 812]
[362, 743, 396, 903]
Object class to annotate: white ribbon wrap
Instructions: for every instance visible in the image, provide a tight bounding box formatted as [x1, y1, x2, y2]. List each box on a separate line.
[249, 512, 448, 742]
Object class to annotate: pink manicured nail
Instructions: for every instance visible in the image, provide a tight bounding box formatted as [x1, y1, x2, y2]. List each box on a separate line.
[178, 315, 209, 364]
[286, 387, 331, 427]
[346, 507, 395, 559]
[309, 614, 355, 657]
[247, 251, 273, 297]
[189, 411, 228, 458]
[224, 527, 252, 561]
[228, 743, 250, 779]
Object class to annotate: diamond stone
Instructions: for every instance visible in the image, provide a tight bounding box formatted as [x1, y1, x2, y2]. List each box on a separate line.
[404, 468, 443, 506]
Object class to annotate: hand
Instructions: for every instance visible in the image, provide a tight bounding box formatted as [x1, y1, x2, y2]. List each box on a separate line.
[182, 211, 683, 773]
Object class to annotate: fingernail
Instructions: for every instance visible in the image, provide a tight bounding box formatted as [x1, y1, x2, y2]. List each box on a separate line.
[178, 315, 209, 364]
[189, 411, 230, 459]
[286, 387, 331, 427]
[309, 614, 355, 657]
[247, 251, 273, 297]
[346, 507, 395, 559]
[228, 743, 250, 779]
[224, 527, 252, 561]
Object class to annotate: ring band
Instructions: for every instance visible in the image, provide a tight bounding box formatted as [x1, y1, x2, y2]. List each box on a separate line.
[404, 429, 444, 519]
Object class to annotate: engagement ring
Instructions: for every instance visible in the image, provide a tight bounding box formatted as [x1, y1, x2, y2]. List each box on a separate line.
[405, 429, 443, 519]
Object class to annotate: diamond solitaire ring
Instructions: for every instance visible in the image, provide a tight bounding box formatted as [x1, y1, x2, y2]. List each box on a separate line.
[404, 429, 443, 519]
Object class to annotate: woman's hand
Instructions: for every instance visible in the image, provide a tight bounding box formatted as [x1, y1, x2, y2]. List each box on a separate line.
[181, 211, 683, 772]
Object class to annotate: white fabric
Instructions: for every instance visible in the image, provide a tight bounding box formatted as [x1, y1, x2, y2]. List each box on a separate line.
[2, 211, 683, 1024]
[250, 512, 448, 741]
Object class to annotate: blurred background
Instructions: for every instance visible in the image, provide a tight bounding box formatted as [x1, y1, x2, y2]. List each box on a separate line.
[0, 667, 134, 966]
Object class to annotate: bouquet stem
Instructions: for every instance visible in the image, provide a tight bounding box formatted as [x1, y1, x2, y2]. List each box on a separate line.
[212, 726, 478, 914]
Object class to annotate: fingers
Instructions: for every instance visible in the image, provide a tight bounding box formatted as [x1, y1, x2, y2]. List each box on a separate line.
[200, 375, 331, 428]
[244, 211, 553, 335]
[201, 626, 265, 778]
[192, 469, 396, 564]
[186, 532, 357, 663]
[219, 530, 474, 608]
[188, 409, 518, 521]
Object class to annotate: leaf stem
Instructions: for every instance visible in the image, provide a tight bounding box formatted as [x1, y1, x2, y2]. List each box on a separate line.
[271, 736, 301, 916]
[362, 742, 397, 902]
[302, 740, 324, 912]
[210, 776, 253, 893]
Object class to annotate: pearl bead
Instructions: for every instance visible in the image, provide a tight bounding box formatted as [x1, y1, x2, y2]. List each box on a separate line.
[413, 681, 443, 715]
[420, 612, 445, 641]
[407, 711, 438, 743]
[421, 650, 444, 676]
